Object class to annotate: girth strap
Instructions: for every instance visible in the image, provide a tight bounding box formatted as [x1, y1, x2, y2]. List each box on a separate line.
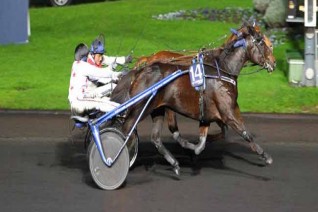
[188, 53, 206, 122]
[199, 88, 205, 122]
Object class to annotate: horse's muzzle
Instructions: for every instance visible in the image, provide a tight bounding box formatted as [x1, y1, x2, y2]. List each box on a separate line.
[264, 59, 276, 73]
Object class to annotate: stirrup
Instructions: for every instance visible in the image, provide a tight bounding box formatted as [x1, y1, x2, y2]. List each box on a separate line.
[71, 115, 89, 123]
[71, 115, 89, 128]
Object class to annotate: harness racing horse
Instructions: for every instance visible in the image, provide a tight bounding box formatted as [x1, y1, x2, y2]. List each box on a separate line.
[113, 22, 276, 175]
[112, 49, 228, 160]
[128, 27, 261, 148]
[132, 49, 228, 145]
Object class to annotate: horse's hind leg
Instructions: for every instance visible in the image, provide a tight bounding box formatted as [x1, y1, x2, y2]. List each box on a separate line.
[194, 123, 209, 155]
[167, 109, 209, 155]
[224, 107, 273, 165]
[151, 109, 180, 175]
[167, 109, 197, 151]
[168, 110, 226, 150]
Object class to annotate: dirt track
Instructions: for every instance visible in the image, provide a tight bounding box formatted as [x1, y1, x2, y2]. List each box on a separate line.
[0, 110, 318, 212]
[1, 110, 317, 143]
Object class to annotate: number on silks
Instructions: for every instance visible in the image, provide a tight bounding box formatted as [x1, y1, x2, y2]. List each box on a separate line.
[189, 56, 205, 88]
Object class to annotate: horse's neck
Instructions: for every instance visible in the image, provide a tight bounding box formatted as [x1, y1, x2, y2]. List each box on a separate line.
[218, 48, 247, 76]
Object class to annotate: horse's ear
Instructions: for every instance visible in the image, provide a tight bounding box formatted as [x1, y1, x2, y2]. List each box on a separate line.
[247, 16, 254, 25]
[254, 25, 261, 33]
[233, 39, 246, 48]
[247, 18, 261, 34]
[247, 16, 258, 26]
[240, 21, 252, 36]
[247, 25, 254, 36]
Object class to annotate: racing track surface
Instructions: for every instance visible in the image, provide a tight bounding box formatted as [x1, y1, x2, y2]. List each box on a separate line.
[0, 110, 318, 212]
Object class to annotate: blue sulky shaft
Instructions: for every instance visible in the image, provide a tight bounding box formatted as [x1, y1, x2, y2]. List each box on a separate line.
[88, 69, 188, 167]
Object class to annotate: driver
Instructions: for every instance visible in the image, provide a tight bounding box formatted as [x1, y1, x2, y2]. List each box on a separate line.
[86, 35, 132, 96]
[68, 39, 131, 116]
[87, 34, 132, 68]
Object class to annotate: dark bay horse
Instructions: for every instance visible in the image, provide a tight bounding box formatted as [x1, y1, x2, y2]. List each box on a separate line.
[112, 22, 276, 174]
[132, 49, 227, 145]
[128, 26, 264, 147]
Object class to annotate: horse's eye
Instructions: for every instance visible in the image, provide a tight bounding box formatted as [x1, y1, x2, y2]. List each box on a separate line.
[256, 37, 263, 43]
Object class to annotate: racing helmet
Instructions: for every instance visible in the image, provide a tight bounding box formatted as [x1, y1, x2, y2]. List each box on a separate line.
[74, 43, 89, 61]
[90, 34, 105, 54]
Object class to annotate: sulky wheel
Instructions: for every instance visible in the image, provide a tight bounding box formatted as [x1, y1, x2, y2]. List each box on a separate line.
[110, 118, 139, 168]
[88, 128, 129, 190]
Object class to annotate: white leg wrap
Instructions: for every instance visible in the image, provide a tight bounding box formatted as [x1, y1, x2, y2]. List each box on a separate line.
[172, 132, 180, 141]
[194, 136, 206, 155]
[173, 131, 197, 150]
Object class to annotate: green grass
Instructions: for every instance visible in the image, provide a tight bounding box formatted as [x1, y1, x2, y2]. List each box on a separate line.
[0, 0, 317, 113]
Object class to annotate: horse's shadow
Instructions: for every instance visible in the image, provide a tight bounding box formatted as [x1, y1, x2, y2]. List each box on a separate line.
[55, 131, 271, 189]
[132, 134, 270, 181]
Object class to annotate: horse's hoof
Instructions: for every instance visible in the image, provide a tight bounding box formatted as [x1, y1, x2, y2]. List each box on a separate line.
[173, 165, 180, 176]
[266, 156, 273, 165]
[260, 152, 273, 165]
[194, 147, 204, 155]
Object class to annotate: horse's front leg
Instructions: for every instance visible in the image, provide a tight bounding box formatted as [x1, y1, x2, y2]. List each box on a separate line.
[151, 109, 180, 175]
[224, 106, 273, 165]
[240, 129, 273, 165]
[194, 123, 210, 155]
[217, 120, 228, 139]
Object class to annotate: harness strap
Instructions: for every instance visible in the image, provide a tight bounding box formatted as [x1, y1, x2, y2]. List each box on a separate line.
[204, 59, 236, 86]
[205, 75, 236, 86]
[71, 115, 89, 123]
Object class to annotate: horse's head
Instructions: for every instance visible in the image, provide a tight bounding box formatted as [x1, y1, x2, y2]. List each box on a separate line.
[228, 22, 276, 73]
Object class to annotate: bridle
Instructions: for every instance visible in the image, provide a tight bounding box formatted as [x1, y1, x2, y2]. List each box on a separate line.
[195, 27, 274, 85]
[247, 33, 274, 71]
[226, 24, 274, 72]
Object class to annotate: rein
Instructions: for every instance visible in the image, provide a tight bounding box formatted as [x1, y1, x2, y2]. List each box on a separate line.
[239, 66, 264, 75]
[202, 59, 265, 86]
[130, 18, 149, 55]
